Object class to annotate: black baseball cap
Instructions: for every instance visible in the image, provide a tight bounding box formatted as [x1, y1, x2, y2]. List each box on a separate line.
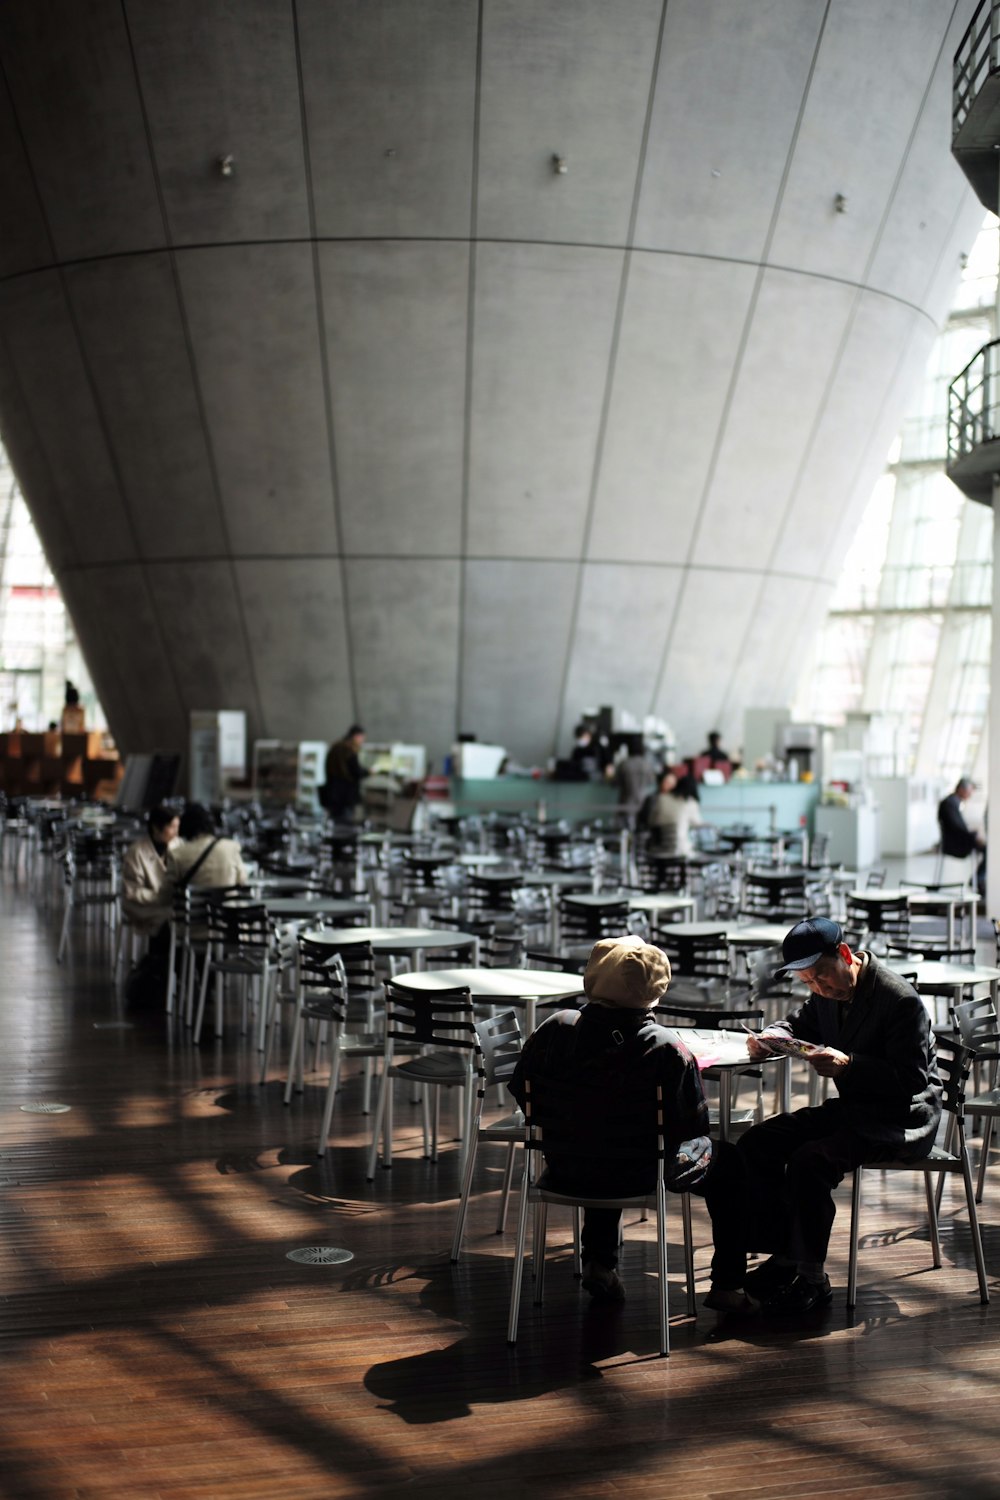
[775, 917, 845, 978]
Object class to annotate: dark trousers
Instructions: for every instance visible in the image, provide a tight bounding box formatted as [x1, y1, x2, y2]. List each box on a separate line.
[561, 1142, 746, 1288]
[737, 1101, 901, 1270]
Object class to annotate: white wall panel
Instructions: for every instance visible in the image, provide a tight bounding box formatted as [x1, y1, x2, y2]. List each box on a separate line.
[468, 242, 622, 559]
[461, 561, 577, 762]
[691, 269, 858, 571]
[177, 244, 336, 557]
[146, 561, 261, 734]
[65, 255, 227, 560]
[127, 0, 310, 246]
[477, 0, 662, 245]
[345, 559, 460, 761]
[635, 0, 825, 260]
[0, 0, 162, 260]
[558, 563, 684, 746]
[297, 0, 478, 240]
[236, 559, 354, 741]
[653, 569, 761, 749]
[769, 0, 952, 285]
[589, 253, 756, 564]
[320, 242, 468, 557]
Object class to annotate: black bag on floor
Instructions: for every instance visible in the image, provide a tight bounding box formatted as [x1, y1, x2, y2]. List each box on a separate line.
[125, 950, 170, 1011]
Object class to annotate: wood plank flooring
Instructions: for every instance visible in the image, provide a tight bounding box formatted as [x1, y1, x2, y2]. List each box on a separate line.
[2, 868, 1000, 1499]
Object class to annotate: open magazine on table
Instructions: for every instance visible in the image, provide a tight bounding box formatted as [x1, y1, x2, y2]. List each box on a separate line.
[742, 1024, 821, 1059]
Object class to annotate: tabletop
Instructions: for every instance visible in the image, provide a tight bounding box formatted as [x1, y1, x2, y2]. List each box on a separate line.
[258, 895, 370, 919]
[388, 966, 586, 1001]
[850, 887, 976, 905]
[522, 870, 593, 889]
[625, 892, 697, 912]
[885, 959, 1000, 988]
[561, 890, 630, 908]
[300, 925, 479, 951]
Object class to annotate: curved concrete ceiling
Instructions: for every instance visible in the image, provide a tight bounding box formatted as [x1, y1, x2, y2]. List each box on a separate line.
[0, 0, 984, 764]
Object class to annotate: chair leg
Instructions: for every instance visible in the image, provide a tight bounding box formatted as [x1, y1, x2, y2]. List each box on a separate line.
[496, 1143, 517, 1232]
[656, 1175, 670, 1357]
[976, 1115, 994, 1203]
[192, 957, 213, 1043]
[959, 1137, 990, 1304]
[506, 1154, 533, 1344]
[571, 1207, 582, 1279]
[925, 1173, 942, 1268]
[283, 1009, 305, 1105]
[534, 1203, 549, 1304]
[681, 1192, 696, 1318]
[450, 1125, 481, 1263]
[317, 1041, 342, 1159]
[366, 1069, 391, 1180]
[847, 1167, 861, 1308]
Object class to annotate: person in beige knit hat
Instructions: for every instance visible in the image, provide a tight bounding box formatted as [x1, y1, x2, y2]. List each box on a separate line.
[509, 936, 747, 1308]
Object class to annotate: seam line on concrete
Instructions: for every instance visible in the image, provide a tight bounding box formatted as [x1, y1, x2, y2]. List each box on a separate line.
[455, 0, 484, 740]
[120, 0, 265, 743]
[291, 0, 359, 727]
[553, 0, 671, 758]
[0, 241, 950, 332]
[647, 0, 832, 724]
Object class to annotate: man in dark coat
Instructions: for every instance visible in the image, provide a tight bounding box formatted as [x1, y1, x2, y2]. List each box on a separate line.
[508, 936, 747, 1308]
[738, 917, 942, 1315]
[321, 725, 368, 819]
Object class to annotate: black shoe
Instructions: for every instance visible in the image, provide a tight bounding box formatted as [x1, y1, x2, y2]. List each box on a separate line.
[762, 1273, 833, 1316]
[581, 1260, 626, 1303]
[743, 1258, 796, 1302]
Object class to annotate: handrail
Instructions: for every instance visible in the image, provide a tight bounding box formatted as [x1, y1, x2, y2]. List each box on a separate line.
[953, 0, 1000, 135]
[947, 339, 1000, 464]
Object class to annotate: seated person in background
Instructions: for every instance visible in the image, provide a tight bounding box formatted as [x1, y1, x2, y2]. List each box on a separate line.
[122, 804, 180, 948]
[508, 936, 747, 1309]
[643, 769, 704, 856]
[737, 917, 941, 1316]
[937, 776, 986, 895]
[165, 802, 248, 892]
[568, 723, 597, 780]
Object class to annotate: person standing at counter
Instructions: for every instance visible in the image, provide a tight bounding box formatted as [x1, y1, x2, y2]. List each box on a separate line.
[643, 769, 704, 856]
[321, 725, 369, 820]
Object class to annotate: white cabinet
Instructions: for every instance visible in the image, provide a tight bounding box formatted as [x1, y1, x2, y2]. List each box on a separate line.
[814, 803, 880, 869]
[252, 740, 326, 811]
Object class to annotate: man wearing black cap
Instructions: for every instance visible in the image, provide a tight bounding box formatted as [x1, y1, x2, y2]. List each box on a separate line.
[736, 916, 941, 1314]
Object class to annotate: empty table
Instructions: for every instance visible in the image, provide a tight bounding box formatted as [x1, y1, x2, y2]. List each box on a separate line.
[885, 958, 1000, 1011]
[300, 926, 481, 970]
[625, 892, 698, 932]
[390, 965, 585, 1033]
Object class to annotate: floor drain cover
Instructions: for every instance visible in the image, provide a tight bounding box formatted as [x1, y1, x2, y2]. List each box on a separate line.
[19, 1103, 71, 1114]
[286, 1246, 354, 1266]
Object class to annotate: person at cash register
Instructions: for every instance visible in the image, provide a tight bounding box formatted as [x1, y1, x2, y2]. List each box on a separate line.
[730, 917, 941, 1317]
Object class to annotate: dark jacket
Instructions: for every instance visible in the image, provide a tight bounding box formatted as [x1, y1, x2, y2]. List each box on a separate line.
[771, 952, 941, 1152]
[322, 739, 367, 814]
[508, 1003, 710, 1193]
[938, 792, 977, 858]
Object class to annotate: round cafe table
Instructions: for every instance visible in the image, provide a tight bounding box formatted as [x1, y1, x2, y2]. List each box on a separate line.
[300, 926, 481, 969]
[390, 965, 585, 1033]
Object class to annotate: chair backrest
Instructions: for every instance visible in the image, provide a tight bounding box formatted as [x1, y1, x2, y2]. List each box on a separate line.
[383, 982, 477, 1052]
[952, 996, 1000, 1056]
[660, 929, 728, 981]
[865, 869, 886, 888]
[933, 1034, 973, 1119]
[476, 1008, 522, 1086]
[297, 940, 350, 1023]
[558, 895, 630, 941]
[210, 899, 272, 951]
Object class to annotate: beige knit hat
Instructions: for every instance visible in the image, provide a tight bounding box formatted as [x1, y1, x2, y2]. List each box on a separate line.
[583, 936, 672, 1010]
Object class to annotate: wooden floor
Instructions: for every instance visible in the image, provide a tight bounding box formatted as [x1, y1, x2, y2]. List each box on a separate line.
[3, 870, 1000, 1500]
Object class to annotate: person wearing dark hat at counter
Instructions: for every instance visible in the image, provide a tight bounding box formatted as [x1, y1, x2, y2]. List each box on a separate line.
[737, 917, 942, 1316]
[508, 936, 748, 1308]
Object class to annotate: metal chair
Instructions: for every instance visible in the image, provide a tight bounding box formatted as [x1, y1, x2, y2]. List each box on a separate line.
[366, 982, 479, 1179]
[846, 1036, 989, 1308]
[953, 996, 1000, 1203]
[192, 899, 277, 1044]
[450, 1008, 523, 1261]
[506, 1074, 695, 1356]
